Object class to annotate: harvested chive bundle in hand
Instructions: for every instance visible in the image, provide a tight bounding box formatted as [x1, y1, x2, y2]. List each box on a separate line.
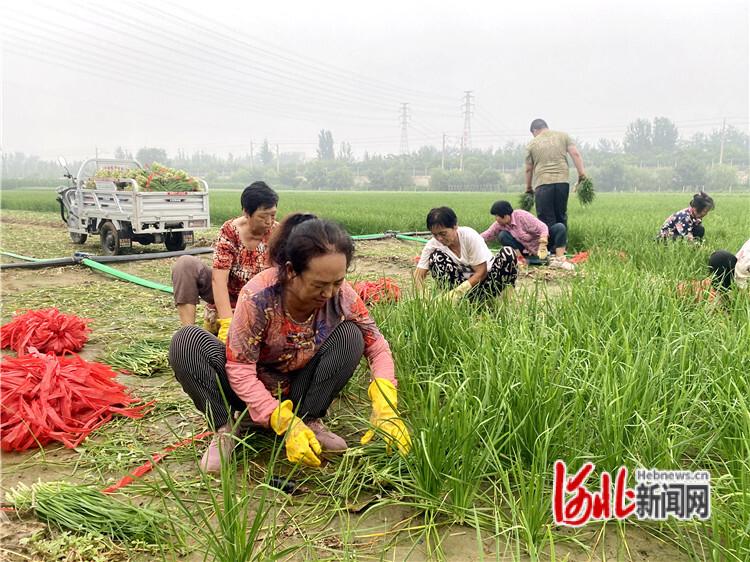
[577, 176, 595, 205]
[7, 482, 176, 545]
[519, 191, 535, 212]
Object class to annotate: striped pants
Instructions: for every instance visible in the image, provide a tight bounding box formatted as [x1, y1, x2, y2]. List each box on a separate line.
[169, 322, 365, 429]
[428, 247, 517, 299]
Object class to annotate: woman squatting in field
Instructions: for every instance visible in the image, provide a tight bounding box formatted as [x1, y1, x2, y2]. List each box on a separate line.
[658, 191, 715, 242]
[708, 238, 750, 291]
[169, 213, 411, 472]
[413, 206, 518, 302]
[171, 181, 279, 342]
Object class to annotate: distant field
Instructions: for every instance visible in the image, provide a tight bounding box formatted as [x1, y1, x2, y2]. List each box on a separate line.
[2, 189, 747, 253]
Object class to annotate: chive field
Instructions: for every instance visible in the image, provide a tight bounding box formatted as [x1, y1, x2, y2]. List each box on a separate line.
[1, 191, 748, 561]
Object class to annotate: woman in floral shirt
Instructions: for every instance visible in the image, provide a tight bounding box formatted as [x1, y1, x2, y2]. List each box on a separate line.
[171, 181, 278, 342]
[169, 214, 410, 472]
[659, 192, 714, 241]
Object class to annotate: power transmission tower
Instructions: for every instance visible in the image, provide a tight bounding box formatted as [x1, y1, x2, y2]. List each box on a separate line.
[399, 103, 410, 155]
[719, 118, 726, 165]
[250, 141, 255, 171]
[462, 91, 474, 150]
[441, 133, 446, 170]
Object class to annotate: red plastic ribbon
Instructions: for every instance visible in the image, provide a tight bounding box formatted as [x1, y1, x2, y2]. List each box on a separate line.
[353, 278, 401, 305]
[102, 431, 212, 493]
[1, 308, 91, 355]
[1, 351, 150, 452]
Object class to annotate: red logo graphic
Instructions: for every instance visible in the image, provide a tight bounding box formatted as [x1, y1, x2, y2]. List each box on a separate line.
[552, 460, 636, 526]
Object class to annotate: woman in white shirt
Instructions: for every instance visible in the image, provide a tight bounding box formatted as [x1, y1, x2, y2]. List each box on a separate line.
[413, 206, 517, 302]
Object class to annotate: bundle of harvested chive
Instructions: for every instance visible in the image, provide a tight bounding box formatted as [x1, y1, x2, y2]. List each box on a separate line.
[519, 191, 535, 212]
[105, 339, 171, 377]
[576, 176, 595, 205]
[6, 481, 177, 545]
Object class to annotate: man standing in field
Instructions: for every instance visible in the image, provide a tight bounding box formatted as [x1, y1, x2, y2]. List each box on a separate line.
[525, 119, 587, 229]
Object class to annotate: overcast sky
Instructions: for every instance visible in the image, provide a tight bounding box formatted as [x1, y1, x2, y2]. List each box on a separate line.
[1, 0, 748, 160]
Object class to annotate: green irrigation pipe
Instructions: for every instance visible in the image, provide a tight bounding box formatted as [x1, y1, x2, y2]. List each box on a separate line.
[0, 250, 44, 262]
[351, 233, 389, 241]
[80, 259, 174, 294]
[395, 234, 429, 243]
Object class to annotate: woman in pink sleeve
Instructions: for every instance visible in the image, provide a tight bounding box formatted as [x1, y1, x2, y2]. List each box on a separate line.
[169, 214, 410, 473]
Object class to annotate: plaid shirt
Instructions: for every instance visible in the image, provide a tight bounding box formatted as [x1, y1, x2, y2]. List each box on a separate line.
[480, 210, 549, 254]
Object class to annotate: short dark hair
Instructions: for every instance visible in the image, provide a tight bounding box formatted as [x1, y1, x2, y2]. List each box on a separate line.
[241, 181, 279, 216]
[530, 119, 548, 132]
[490, 200, 513, 217]
[690, 191, 714, 213]
[426, 207, 457, 230]
[268, 214, 354, 285]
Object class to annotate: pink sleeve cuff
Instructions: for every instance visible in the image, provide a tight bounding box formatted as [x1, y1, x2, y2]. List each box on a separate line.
[365, 337, 397, 387]
[225, 360, 279, 426]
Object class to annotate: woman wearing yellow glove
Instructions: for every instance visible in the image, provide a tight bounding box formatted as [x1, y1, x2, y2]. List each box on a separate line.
[171, 181, 279, 342]
[170, 213, 409, 473]
[414, 207, 518, 302]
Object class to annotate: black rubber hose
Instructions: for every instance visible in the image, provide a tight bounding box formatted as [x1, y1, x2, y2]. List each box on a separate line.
[0, 247, 213, 270]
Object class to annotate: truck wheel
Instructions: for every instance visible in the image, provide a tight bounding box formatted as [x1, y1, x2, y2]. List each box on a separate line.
[100, 222, 120, 255]
[164, 232, 186, 252]
[70, 232, 88, 244]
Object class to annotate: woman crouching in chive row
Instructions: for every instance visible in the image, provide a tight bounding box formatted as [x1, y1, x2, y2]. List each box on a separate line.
[169, 213, 410, 471]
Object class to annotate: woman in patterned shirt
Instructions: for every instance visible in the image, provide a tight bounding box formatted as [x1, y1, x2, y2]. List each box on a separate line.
[169, 213, 410, 472]
[659, 192, 714, 241]
[171, 181, 278, 342]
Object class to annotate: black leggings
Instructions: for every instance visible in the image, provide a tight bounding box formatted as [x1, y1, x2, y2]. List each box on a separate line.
[169, 321, 364, 428]
[708, 250, 737, 290]
[428, 247, 517, 299]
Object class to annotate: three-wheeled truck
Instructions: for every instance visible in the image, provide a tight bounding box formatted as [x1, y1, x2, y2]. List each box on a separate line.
[56, 157, 210, 255]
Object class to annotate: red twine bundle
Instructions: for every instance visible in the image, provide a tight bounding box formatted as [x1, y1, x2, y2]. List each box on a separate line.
[570, 251, 590, 264]
[353, 278, 401, 305]
[1, 308, 91, 355]
[1, 351, 149, 452]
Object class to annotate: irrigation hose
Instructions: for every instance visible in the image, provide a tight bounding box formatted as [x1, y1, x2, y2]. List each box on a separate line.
[80, 259, 174, 294]
[0, 247, 213, 270]
[395, 234, 429, 243]
[0, 250, 44, 262]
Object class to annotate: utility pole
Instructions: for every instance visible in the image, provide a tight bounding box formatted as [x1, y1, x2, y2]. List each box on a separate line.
[719, 118, 726, 165]
[250, 141, 255, 172]
[461, 91, 474, 165]
[275, 144, 280, 174]
[441, 133, 446, 170]
[399, 103, 410, 155]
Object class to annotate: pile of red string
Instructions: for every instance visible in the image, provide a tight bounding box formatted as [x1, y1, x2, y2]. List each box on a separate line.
[353, 278, 401, 305]
[1, 350, 149, 452]
[1, 308, 91, 355]
[570, 251, 590, 264]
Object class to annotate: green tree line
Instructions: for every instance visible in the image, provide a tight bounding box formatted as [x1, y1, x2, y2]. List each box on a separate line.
[2, 118, 748, 191]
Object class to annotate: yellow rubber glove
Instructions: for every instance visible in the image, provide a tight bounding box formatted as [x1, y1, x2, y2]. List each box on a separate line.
[537, 237, 549, 260]
[270, 400, 322, 467]
[216, 318, 232, 343]
[445, 280, 473, 303]
[360, 378, 411, 455]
